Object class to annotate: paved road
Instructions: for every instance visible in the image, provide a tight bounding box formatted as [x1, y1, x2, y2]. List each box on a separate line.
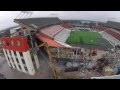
[0, 50, 53, 79]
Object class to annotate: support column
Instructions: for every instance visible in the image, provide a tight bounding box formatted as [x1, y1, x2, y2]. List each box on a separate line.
[3, 49, 11, 67]
[23, 50, 35, 75]
[6, 50, 15, 69]
[16, 51, 26, 73]
[33, 54, 40, 69]
[11, 51, 21, 71]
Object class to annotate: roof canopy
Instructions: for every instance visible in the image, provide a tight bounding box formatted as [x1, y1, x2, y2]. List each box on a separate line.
[36, 33, 63, 47]
[14, 17, 61, 29]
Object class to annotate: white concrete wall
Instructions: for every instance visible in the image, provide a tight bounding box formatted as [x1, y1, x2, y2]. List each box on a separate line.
[2, 49, 40, 75]
[54, 29, 71, 43]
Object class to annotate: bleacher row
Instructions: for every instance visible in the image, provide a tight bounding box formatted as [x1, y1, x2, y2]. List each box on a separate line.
[60, 24, 73, 28]
[54, 29, 71, 43]
[96, 26, 120, 45]
[96, 25, 120, 41]
[41, 25, 64, 39]
[99, 31, 119, 46]
[95, 25, 108, 31]
[105, 29, 120, 40]
[40, 25, 71, 47]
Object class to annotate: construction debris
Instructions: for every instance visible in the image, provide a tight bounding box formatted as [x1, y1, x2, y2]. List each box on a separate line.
[104, 66, 114, 76]
[0, 73, 6, 79]
[54, 46, 120, 79]
[65, 67, 79, 72]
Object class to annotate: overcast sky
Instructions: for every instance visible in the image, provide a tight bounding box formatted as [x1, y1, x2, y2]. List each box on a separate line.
[1, 11, 120, 30]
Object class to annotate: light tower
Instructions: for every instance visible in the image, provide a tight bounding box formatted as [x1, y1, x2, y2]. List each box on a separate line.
[15, 11, 33, 19]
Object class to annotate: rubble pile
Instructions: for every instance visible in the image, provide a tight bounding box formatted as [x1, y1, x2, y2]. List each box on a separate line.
[51, 46, 120, 79]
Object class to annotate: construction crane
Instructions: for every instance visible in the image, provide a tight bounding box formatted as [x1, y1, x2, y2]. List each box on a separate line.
[37, 43, 59, 79]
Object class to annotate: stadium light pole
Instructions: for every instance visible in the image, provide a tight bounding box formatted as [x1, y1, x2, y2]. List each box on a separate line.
[15, 11, 33, 19]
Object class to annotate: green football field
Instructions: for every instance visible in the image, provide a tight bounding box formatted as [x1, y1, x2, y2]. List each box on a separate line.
[66, 31, 102, 45]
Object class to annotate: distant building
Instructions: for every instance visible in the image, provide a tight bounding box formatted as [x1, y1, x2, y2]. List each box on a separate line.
[0, 26, 19, 38]
[62, 20, 97, 28]
[105, 21, 120, 32]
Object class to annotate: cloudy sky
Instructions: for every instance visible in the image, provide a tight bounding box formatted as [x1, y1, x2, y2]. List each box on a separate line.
[1, 11, 120, 30]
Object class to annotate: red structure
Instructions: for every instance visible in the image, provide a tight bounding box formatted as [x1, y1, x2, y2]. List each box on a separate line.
[37, 33, 63, 47]
[1, 37, 29, 52]
[95, 25, 107, 31]
[61, 24, 73, 28]
[105, 29, 120, 40]
[1, 36, 40, 75]
[96, 25, 120, 40]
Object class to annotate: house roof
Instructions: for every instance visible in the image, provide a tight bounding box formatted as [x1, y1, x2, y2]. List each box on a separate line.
[105, 21, 120, 31]
[14, 17, 61, 29]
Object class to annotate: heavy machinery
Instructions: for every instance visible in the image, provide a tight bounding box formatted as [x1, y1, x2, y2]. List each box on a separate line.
[0, 73, 6, 79]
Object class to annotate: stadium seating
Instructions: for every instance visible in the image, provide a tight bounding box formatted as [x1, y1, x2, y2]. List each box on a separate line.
[55, 40, 72, 47]
[96, 25, 120, 45]
[54, 29, 71, 43]
[96, 25, 120, 40]
[105, 29, 120, 41]
[61, 24, 73, 28]
[100, 31, 119, 46]
[95, 25, 107, 31]
[41, 25, 64, 38]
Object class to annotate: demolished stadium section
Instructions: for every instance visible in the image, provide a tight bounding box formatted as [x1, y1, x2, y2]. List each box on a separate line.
[0, 17, 120, 79]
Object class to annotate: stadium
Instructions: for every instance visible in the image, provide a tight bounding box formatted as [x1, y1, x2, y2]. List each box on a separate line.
[0, 12, 120, 79]
[13, 18, 120, 76]
[35, 19, 114, 51]
[24, 18, 114, 51]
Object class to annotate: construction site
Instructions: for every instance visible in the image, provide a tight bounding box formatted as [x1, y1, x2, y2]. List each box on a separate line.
[0, 11, 120, 79]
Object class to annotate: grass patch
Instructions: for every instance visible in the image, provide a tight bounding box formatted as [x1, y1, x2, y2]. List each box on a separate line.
[66, 31, 102, 45]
